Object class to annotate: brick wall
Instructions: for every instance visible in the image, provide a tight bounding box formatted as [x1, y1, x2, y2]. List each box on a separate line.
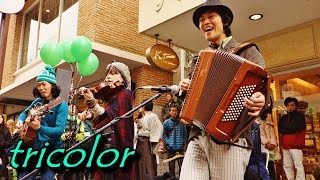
[3, 0, 164, 88]
[76, 0, 175, 113]
[2, 0, 173, 106]
[131, 65, 173, 109]
[75, 65, 173, 117]
[78, 0, 156, 56]
[2, 15, 17, 87]
[2, 0, 36, 88]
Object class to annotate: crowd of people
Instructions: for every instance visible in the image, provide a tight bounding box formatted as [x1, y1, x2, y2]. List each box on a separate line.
[0, 80, 309, 180]
[134, 94, 188, 180]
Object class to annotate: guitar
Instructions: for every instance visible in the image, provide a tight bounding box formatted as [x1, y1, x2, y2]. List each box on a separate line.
[20, 97, 63, 143]
[20, 104, 49, 143]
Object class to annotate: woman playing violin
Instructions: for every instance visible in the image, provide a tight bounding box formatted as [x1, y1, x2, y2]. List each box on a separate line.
[79, 61, 135, 180]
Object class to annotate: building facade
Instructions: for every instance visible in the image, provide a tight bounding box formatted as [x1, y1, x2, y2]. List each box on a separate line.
[0, 0, 185, 119]
[1, 0, 320, 177]
[138, 0, 320, 177]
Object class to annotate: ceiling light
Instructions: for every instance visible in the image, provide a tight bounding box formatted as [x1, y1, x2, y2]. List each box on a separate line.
[46, 9, 50, 12]
[249, 14, 263, 20]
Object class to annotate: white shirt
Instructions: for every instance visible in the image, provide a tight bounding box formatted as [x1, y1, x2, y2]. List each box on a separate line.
[137, 111, 163, 143]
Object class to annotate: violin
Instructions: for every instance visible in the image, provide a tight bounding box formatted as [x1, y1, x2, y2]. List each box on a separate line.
[93, 81, 124, 100]
[78, 81, 124, 101]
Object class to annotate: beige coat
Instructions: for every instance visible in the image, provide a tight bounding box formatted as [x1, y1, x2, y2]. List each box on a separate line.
[256, 116, 281, 160]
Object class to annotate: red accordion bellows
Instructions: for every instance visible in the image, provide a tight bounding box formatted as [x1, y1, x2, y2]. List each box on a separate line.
[180, 50, 272, 143]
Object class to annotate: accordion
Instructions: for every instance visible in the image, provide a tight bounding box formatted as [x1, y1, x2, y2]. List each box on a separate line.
[180, 50, 272, 143]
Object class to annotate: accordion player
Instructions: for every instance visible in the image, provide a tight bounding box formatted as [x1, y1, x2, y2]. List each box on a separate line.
[180, 49, 272, 143]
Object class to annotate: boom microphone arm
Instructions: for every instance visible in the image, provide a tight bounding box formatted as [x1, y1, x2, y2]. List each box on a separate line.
[21, 93, 162, 180]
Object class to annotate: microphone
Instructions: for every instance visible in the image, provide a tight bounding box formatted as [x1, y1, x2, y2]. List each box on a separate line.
[138, 85, 179, 94]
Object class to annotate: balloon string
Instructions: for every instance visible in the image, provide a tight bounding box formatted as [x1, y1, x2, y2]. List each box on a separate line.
[75, 76, 83, 90]
[72, 62, 82, 90]
[74, 62, 79, 88]
[68, 63, 76, 104]
[69, 63, 74, 73]
[69, 79, 75, 103]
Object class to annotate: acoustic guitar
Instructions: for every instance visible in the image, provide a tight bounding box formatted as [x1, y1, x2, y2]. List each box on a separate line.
[20, 97, 63, 143]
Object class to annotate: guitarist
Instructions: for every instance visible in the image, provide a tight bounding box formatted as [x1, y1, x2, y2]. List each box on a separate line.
[15, 65, 68, 180]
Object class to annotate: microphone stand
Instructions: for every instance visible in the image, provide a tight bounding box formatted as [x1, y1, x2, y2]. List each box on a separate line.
[21, 92, 162, 180]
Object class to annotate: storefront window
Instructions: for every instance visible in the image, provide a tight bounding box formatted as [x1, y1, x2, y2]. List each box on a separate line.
[21, 2, 40, 67]
[37, 0, 61, 52]
[20, 0, 79, 69]
[274, 73, 320, 112]
[273, 68, 320, 175]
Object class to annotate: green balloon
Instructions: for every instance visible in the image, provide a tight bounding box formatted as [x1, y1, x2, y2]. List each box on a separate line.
[71, 36, 92, 62]
[60, 41, 76, 63]
[40, 41, 63, 67]
[77, 53, 99, 76]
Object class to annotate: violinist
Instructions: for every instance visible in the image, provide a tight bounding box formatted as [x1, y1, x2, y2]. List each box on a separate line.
[78, 61, 135, 180]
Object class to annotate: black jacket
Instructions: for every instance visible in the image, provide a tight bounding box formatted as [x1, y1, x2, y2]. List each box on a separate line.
[278, 110, 306, 134]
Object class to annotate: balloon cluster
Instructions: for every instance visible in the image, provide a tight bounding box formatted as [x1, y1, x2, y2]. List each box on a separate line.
[40, 36, 99, 76]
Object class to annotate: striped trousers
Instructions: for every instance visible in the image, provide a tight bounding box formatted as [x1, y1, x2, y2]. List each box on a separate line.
[180, 133, 251, 180]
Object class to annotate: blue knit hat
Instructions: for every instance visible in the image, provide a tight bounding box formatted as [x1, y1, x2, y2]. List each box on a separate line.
[36, 65, 57, 84]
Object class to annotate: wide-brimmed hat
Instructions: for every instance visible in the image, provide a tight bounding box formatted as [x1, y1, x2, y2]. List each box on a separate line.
[193, 0, 233, 29]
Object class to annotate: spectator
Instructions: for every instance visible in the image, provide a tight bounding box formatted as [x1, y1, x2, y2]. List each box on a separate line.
[162, 93, 177, 121]
[278, 97, 306, 180]
[259, 115, 281, 180]
[77, 110, 94, 180]
[163, 104, 187, 178]
[133, 111, 143, 149]
[78, 109, 95, 149]
[60, 104, 85, 180]
[61, 104, 85, 149]
[6, 119, 17, 136]
[246, 121, 270, 180]
[298, 100, 309, 115]
[258, 96, 280, 180]
[0, 114, 11, 180]
[4, 119, 19, 180]
[135, 100, 163, 180]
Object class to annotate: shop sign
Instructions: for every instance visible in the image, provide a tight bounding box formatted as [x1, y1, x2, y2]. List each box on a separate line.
[145, 44, 179, 71]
